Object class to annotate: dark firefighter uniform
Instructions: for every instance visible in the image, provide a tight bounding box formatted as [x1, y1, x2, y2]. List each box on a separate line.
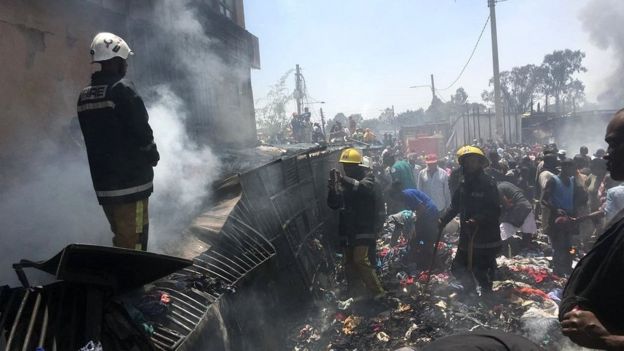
[328, 149, 386, 298]
[440, 146, 501, 294]
[77, 71, 159, 250]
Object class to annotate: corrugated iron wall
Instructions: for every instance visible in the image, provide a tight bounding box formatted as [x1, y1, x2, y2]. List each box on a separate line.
[0, 147, 344, 351]
[176, 147, 343, 350]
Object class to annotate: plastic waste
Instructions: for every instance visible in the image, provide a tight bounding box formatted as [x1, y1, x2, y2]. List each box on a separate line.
[342, 315, 361, 335]
[548, 288, 562, 303]
[404, 323, 418, 340]
[337, 297, 354, 310]
[79, 341, 103, 351]
[376, 331, 390, 342]
[135, 290, 171, 318]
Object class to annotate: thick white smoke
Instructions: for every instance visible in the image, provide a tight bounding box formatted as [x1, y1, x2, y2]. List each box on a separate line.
[580, 0, 624, 107]
[0, 140, 110, 285]
[147, 85, 220, 252]
[0, 86, 220, 286]
[0, 0, 231, 285]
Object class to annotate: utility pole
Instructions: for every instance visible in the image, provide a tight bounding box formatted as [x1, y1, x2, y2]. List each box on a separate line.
[391, 105, 396, 133]
[430, 74, 436, 103]
[488, 0, 503, 141]
[295, 64, 303, 115]
[319, 107, 326, 136]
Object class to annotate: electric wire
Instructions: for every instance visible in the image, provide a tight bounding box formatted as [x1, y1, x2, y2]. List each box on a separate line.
[437, 15, 490, 91]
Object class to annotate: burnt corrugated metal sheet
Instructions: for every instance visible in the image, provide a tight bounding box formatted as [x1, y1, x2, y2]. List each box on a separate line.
[0, 147, 344, 350]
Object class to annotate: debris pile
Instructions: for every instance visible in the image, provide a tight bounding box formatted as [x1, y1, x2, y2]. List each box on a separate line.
[287, 218, 572, 351]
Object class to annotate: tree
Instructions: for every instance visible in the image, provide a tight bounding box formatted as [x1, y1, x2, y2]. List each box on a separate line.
[483, 64, 542, 114]
[255, 69, 294, 142]
[541, 49, 587, 114]
[348, 114, 364, 124]
[504, 64, 542, 113]
[333, 113, 347, 125]
[481, 89, 494, 109]
[395, 109, 426, 126]
[378, 108, 394, 122]
[451, 87, 468, 106]
[563, 79, 586, 113]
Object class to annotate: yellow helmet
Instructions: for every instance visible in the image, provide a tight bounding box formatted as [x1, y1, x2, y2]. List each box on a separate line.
[456, 145, 488, 164]
[339, 148, 363, 164]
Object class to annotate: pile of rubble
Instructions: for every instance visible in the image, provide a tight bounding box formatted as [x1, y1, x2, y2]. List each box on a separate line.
[287, 216, 576, 351]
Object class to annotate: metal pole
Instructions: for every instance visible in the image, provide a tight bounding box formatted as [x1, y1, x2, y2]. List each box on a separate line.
[515, 109, 519, 143]
[477, 106, 481, 141]
[466, 107, 471, 142]
[502, 105, 507, 143]
[508, 107, 513, 144]
[320, 107, 326, 136]
[488, 109, 492, 140]
[472, 106, 477, 140]
[464, 104, 472, 144]
[295, 64, 302, 115]
[430, 74, 436, 103]
[517, 110, 522, 143]
[463, 112, 467, 145]
[488, 0, 503, 141]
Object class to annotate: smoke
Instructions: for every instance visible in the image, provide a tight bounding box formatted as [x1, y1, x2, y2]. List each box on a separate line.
[555, 119, 609, 157]
[146, 85, 220, 252]
[141, 0, 231, 251]
[580, 0, 624, 108]
[146, 0, 257, 146]
[0, 136, 110, 285]
[0, 87, 220, 286]
[0, 0, 239, 285]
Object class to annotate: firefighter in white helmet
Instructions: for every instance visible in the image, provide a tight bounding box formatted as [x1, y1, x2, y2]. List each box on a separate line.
[77, 32, 159, 251]
[327, 148, 386, 300]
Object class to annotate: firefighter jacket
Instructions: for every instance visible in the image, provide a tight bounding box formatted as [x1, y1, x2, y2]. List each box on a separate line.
[327, 172, 385, 247]
[440, 171, 502, 250]
[77, 71, 158, 205]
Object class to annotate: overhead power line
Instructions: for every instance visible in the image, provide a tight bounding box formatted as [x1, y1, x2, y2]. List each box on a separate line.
[438, 15, 491, 91]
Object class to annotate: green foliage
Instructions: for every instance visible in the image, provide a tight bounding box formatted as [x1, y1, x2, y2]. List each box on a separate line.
[333, 113, 347, 124]
[482, 49, 586, 114]
[451, 87, 468, 106]
[395, 109, 426, 125]
[378, 108, 394, 122]
[502, 64, 543, 113]
[255, 69, 294, 140]
[541, 49, 586, 112]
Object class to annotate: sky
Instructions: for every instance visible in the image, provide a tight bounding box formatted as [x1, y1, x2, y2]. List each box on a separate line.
[245, 0, 615, 122]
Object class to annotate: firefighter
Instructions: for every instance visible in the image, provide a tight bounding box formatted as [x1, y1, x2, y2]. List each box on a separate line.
[439, 146, 501, 297]
[328, 148, 386, 300]
[77, 32, 159, 251]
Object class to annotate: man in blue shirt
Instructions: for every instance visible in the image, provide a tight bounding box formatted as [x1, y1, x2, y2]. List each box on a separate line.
[400, 188, 440, 270]
[541, 159, 577, 276]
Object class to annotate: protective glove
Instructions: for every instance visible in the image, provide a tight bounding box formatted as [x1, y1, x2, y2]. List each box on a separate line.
[141, 143, 160, 167]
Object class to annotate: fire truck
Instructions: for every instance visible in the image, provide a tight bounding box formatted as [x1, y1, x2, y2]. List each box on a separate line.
[399, 122, 449, 156]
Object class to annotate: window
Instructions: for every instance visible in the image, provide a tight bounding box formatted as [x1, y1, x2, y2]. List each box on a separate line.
[215, 0, 235, 20]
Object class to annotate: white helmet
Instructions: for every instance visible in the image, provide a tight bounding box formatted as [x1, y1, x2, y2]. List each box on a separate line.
[360, 156, 373, 169]
[90, 32, 133, 63]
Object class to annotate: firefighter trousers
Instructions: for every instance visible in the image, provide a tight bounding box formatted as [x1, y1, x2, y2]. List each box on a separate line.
[344, 245, 385, 298]
[102, 198, 149, 251]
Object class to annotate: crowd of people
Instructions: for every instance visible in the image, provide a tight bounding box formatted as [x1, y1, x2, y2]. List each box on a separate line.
[326, 109, 624, 349]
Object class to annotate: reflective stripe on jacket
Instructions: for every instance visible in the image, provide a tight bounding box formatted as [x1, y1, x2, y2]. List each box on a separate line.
[77, 71, 156, 204]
